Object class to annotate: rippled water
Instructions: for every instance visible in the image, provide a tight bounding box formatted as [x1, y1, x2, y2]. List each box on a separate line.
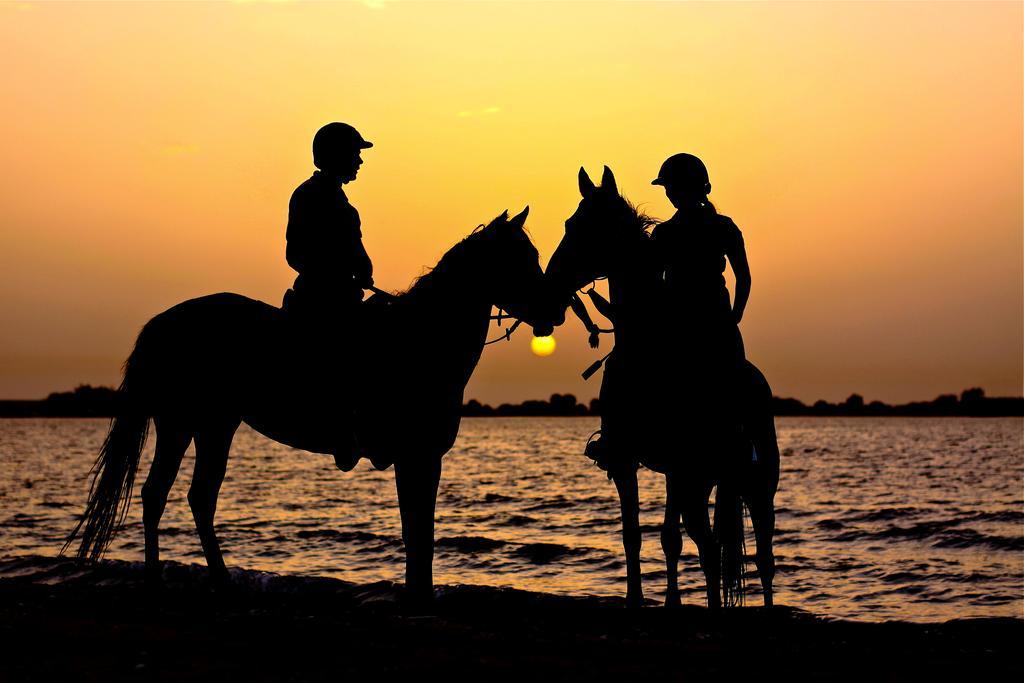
[1, 417, 1021, 621]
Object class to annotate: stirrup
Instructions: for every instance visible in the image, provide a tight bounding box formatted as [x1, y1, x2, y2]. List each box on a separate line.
[584, 430, 614, 472]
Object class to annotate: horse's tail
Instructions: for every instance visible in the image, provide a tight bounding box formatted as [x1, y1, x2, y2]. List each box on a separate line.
[62, 331, 153, 562]
[715, 483, 746, 607]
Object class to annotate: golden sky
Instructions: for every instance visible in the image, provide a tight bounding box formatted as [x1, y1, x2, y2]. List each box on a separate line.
[1, 1, 1021, 404]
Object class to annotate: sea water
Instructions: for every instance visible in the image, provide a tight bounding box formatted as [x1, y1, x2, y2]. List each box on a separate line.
[1, 417, 1020, 622]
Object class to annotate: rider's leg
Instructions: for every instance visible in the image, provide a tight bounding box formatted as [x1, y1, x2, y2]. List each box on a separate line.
[292, 293, 361, 472]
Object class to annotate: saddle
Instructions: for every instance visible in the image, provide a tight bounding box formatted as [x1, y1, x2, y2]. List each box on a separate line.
[241, 289, 398, 467]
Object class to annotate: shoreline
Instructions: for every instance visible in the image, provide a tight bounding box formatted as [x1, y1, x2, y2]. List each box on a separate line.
[1, 555, 1020, 680]
[3, 413, 1024, 420]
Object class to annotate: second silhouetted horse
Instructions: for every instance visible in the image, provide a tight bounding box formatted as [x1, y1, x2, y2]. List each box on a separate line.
[544, 168, 779, 608]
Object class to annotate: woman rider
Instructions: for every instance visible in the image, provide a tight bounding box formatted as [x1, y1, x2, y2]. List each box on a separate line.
[650, 153, 750, 443]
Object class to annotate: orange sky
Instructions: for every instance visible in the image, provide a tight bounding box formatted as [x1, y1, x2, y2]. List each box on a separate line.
[1, 1, 1021, 404]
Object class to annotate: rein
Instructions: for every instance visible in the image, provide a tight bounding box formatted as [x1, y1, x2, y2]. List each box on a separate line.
[367, 286, 523, 349]
[570, 280, 615, 379]
[484, 309, 522, 346]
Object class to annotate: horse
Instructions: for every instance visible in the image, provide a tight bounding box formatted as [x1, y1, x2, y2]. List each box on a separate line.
[542, 167, 779, 608]
[63, 207, 554, 604]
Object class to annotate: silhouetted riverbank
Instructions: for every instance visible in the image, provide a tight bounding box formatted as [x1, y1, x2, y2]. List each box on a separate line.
[0, 555, 1019, 680]
[4, 384, 1021, 417]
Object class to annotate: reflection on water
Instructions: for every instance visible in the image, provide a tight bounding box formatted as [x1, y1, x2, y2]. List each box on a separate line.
[0, 417, 1020, 622]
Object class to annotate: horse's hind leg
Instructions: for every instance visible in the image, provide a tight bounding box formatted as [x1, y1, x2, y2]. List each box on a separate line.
[681, 480, 720, 609]
[189, 419, 239, 584]
[747, 491, 776, 607]
[661, 475, 683, 607]
[142, 417, 191, 583]
[612, 466, 644, 608]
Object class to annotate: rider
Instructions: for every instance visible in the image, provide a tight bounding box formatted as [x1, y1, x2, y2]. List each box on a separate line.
[283, 122, 375, 471]
[285, 122, 374, 316]
[650, 153, 750, 443]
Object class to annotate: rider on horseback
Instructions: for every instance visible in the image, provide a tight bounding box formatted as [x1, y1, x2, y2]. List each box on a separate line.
[283, 122, 375, 471]
[285, 122, 375, 314]
[651, 153, 750, 451]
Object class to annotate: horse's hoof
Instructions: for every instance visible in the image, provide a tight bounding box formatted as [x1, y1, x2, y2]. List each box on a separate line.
[625, 592, 645, 609]
[144, 563, 163, 587]
[334, 453, 360, 472]
[208, 568, 233, 590]
[402, 588, 436, 615]
[664, 593, 681, 609]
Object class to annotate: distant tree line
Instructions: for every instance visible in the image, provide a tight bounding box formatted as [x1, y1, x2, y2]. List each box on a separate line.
[767, 388, 1023, 417]
[465, 388, 1023, 417]
[0, 385, 123, 417]
[0, 385, 1020, 418]
[463, 394, 595, 417]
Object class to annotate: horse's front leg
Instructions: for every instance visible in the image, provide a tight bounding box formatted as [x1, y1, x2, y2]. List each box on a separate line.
[395, 456, 442, 608]
[662, 474, 683, 607]
[612, 466, 644, 608]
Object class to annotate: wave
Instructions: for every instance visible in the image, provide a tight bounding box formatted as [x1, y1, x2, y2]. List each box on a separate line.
[513, 542, 589, 564]
[435, 536, 507, 553]
[832, 523, 1023, 552]
[845, 507, 924, 523]
[294, 529, 403, 548]
[502, 515, 538, 527]
[931, 529, 1024, 552]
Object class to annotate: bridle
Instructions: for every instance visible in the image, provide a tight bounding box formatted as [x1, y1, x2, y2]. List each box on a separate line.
[371, 284, 523, 348]
[484, 308, 522, 346]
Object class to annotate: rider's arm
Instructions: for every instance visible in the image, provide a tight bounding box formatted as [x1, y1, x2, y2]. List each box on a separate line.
[569, 294, 605, 349]
[285, 189, 327, 275]
[351, 233, 374, 289]
[585, 288, 615, 322]
[725, 221, 751, 324]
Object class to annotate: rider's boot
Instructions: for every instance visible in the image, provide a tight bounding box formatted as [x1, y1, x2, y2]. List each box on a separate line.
[584, 432, 607, 468]
[585, 430, 617, 472]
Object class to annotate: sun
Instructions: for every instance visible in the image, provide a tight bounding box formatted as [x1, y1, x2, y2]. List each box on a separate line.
[530, 335, 556, 357]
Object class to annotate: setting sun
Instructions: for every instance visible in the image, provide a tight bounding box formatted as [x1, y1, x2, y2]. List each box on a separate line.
[530, 336, 556, 357]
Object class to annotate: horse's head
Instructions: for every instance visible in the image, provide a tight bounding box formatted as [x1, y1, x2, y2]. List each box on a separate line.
[472, 206, 556, 337]
[543, 166, 654, 326]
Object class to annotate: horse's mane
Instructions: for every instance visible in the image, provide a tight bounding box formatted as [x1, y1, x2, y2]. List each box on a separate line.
[395, 213, 519, 302]
[617, 193, 660, 236]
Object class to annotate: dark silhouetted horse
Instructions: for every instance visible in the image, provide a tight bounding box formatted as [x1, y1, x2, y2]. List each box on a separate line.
[65, 207, 552, 604]
[544, 168, 779, 608]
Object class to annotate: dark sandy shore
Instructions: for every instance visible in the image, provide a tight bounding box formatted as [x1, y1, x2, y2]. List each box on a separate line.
[0, 555, 1019, 681]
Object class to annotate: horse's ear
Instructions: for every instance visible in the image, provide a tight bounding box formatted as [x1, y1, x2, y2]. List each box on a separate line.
[509, 205, 529, 229]
[579, 167, 596, 197]
[481, 209, 510, 232]
[601, 165, 617, 195]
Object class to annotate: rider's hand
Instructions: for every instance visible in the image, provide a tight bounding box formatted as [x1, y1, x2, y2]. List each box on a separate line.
[356, 274, 374, 290]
